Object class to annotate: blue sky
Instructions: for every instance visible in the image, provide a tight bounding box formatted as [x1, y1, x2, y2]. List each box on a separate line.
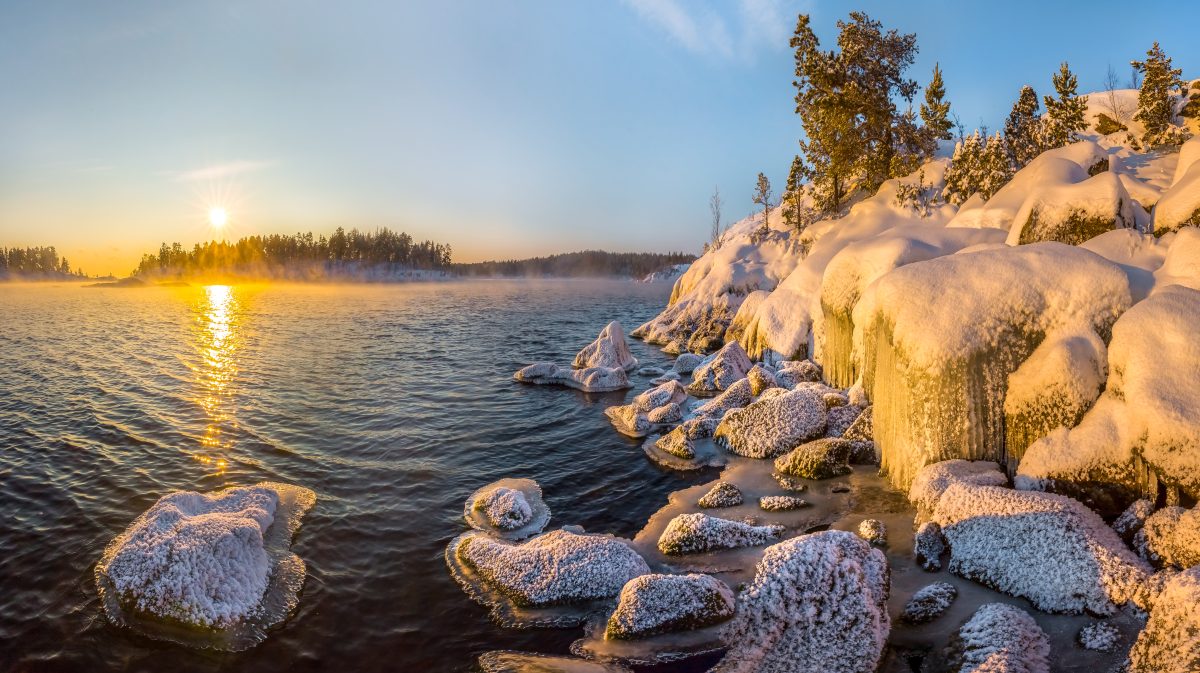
[1, 0, 1197, 273]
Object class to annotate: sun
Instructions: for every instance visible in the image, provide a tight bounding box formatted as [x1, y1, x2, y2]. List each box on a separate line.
[209, 207, 228, 228]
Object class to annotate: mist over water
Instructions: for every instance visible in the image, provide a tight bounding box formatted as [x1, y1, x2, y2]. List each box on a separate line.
[0, 280, 705, 672]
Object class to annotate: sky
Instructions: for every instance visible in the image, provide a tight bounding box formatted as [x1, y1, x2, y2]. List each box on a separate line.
[2, 0, 1198, 274]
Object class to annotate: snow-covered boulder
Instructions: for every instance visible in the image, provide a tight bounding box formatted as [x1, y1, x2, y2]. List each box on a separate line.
[724, 289, 771, 344]
[1113, 499, 1155, 543]
[689, 341, 753, 393]
[856, 519, 886, 546]
[773, 359, 822, 387]
[604, 380, 687, 437]
[909, 460, 1008, 517]
[455, 529, 649, 606]
[1128, 565, 1200, 673]
[1077, 622, 1120, 652]
[657, 513, 783, 555]
[953, 603, 1050, 673]
[95, 482, 315, 630]
[673, 353, 704, 375]
[514, 363, 632, 392]
[473, 487, 529, 529]
[604, 573, 735, 640]
[655, 427, 695, 459]
[900, 582, 956, 624]
[464, 478, 551, 540]
[691, 378, 753, 424]
[1007, 171, 1136, 246]
[745, 364, 778, 396]
[1152, 135, 1200, 235]
[913, 521, 946, 571]
[823, 404, 861, 440]
[759, 495, 809, 512]
[1133, 505, 1200, 569]
[646, 402, 680, 424]
[857, 243, 1130, 489]
[574, 321, 637, 372]
[714, 389, 827, 459]
[773, 438, 851, 480]
[931, 483, 1151, 614]
[712, 531, 890, 673]
[698, 482, 743, 509]
[478, 651, 632, 673]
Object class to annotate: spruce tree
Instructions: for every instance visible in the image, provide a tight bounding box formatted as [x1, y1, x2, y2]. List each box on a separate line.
[920, 63, 953, 146]
[979, 132, 1015, 200]
[1131, 42, 1187, 146]
[943, 131, 984, 205]
[782, 156, 804, 231]
[1004, 85, 1043, 168]
[1042, 62, 1089, 149]
[753, 173, 773, 237]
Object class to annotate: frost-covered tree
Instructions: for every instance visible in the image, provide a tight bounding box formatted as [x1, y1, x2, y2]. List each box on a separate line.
[1131, 42, 1188, 147]
[942, 131, 984, 205]
[979, 132, 1015, 200]
[920, 63, 953, 146]
[1004, 85, 1043, 168]
[752, 173, 773, 238]
[709, 187, 723, 251]
[1042, 62, 1089, 149]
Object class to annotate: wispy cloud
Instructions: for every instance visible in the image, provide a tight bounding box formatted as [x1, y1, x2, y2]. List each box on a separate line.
[622, 0, 797, 60]
[172, 159, 274, 183]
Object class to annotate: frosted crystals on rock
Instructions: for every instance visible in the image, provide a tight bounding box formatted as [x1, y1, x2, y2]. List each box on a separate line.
[474, 487, 532, 530]
[909, 460, 1007, 519]
[856, 519, 886, 546]
[759, 495, 809, 512]
[515, 363, 632, 392]
[773, 360, 822, 388]
[715, 389, 827, 459]
[1077, 622, 1120, 652]
[913, 521, 946, 571]
[1133, 505, 1200, 570]
[655, 428, 695, 459]
[746, 364, 778, 396]
[657, 513, 783, 555]
[604, 573, 735, 640]
[901, 582, 956, 624]
[773, 438, 851, 480]
[673, 353, 704, 375]
[574, 321, 638, 372]
[698, 482, 743, 509]
[689, 341, 753, 393]
[954, 603, 1050, 673]
[1112, 499, 1154, 544]
[646, 403, 681, 424]
[1128, 565, 1200, 673]
[464, 478, 551, 540]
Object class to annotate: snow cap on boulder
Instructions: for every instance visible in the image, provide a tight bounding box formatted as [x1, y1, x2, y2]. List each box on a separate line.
[574, 321, 637, 372]
[954, 603, 1050, 673]
[715, 388, 827, 459]
[604, 573, 735, 640]
[657, 513, 783, 555]
[689, 341, 753, 393]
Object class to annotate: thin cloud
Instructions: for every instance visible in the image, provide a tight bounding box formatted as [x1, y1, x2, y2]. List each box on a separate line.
[623, 0, 797, 60]
[172, 160, 274, 183]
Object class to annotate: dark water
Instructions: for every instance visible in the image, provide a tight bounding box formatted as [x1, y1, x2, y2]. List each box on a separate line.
[0, 280, 704, 672]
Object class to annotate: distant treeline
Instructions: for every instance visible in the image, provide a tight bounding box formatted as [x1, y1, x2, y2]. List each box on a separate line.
[0, 246, 86, 280]
[453, 250, 695, 279]
[133, 227, 453, 281]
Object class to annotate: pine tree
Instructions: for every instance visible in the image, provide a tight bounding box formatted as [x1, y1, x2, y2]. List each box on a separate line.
[781, 156, 804, 231]
[1004, 85, 1043, 168]
[752, 173, 773, 238]
[1131, 42, 1188, 147]
[979, 132, 1015, 200]
[942, 131, 984, 205]
[919, 63, 953, 147]
[1042, 62, 1089, 149]
[791, 14, 857, 215]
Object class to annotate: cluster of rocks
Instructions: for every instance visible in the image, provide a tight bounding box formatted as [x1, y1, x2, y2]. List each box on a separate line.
[514, 321, 637, 392]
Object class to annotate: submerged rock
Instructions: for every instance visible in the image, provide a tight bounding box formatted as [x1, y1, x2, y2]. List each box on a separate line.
[713, 531, 890, 673]
[657, 513, 783, 555]
[456, 529, 649, 607]
[856, 519, 887, 546]
[953, 603, 1050, 673]
[913, 521, 946, 571]
[759, 495, 809, 512]
[1133, 505, 1200, 569]
[715, 389, 827, 459]
[698, 482, 743, 509]
[689, 341, 753, 393]
[514, 363, 632, 392]
[604, 573, 735, 640]
[1128, 565, 1200, 673]
[773, 438, 851, 480]
[574, 321, 638, 372]
[901, 582, 956, 624]
[1077, 622, 1120, 652]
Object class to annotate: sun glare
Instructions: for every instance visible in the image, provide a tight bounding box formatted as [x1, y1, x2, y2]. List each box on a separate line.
[209, 207, 228, 228]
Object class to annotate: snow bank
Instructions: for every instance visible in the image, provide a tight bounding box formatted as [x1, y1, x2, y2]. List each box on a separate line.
[514, 363, 632, 392]
[456, 529, 649, 607]
[857, 243, 1130, 489]
[604, 573, 735, 640]
[932, 483, 1151, 614]
[713, 530, 890, 673]
[638, 263, 690, 284]
[574, 321, 638, 372]
[1153, 135, 1200, 234]
[1155, 225, 1200, 291]
[465, 478, 551, 540]
[714, 388, 827, 459]
[688, 341, 753, 393]
[656, 513, 783, 555]
[723, 289, 770, 344]
[1128, 566, 1200, 673]
[1007, 170, 1135, 246]
[954, 603, 1050, 673]
[1080, 228, 1168, 302]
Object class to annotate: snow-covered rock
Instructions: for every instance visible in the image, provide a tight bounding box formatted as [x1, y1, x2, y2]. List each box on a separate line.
[455, 529, 649, 606]
[691, 378, 753, 424]
[465, 478, 551, 540]
[1007, 170, 1136, 246]
[475, 488, 531, 529]
[773, 438, 851, 480]
[759, 495, 809, 512]
[1112, 499, 1155, 543]
[95, 482, 315, 629]
[646, 402, 681, 424]
[714, 389, 827, 459]
[673, 353, 704, 375]
[655, 427, 695, 459]
[1133, 505, 1200, 569]
[689, 341, 753, 393]
[909, 460, 1008, 518]
[823, 404, 861, 439]
[478, 651, 632, 673]
[1152, 135, 1200, 235]
[856, 519, 886, 546]
[1077, 622, 1120, 652]
[900, 582, 956, 624]
[604, 380, 687, 437]
[656, 513, 783, 555]
[953, 603, 1050, 673]
[857, 243, 1131, 489]
[773, 359, 822, 387]
[712, 530, 890, 673]
[604, 573, 735, 640]
[745, 364, 778, 396]
[574, 321, 637, 372]
[514, 363, 632, 392]
[1128, 565, 1200, 673]
[932, 483, 1151, 614]
[638, 263, 691, 284]
[698, 482, 743, 509]
[913, 521, 946, 571]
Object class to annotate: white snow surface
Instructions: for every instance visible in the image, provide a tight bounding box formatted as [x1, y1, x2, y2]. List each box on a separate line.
[1153, 136, 1200, 234]
[574, 321, 638, 372]
[656, 513, 783, 555]
[1128, 565, 1200, 673]
[908, 460, 1008, 519]
[956, 603, 1050, 673]
[713, 388, 827, 459]
[638, 263, 691, 284]
[712, 530, 890, 673]
[604, 573, 735, 640]
[1005, 170, 1135, 245]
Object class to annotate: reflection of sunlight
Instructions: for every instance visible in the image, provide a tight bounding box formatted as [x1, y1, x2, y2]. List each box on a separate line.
[192, 285, 240, 471]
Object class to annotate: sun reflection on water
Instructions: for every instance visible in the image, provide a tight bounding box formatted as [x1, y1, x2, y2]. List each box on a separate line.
[192, 284, 240, 472]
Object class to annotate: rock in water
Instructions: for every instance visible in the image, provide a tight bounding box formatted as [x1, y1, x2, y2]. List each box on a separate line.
[1128, 566, 1200, 672]
[478, 651, 633, 673]
[689, 341, 753, 393]
[655, 428, 695, 459]
[856, 519, 886, 546]
[1133, 505, 1200, 569]
[759, 496, 809, 512]
[95, 482, 316, 632]
[953, 603, 1050, 673]
[574, 321, 638, 372]
[657, 513, 783, 555]
[713, 531, 890, 673]
[473, 487, 532, 530]
[464, 478, 551, 540]
[932, 483, 1151, 614]
[913, 521, 946, 571]
[673, 353, 704, 375]
[901, 582, 956, 624]
[698, 482, 743, 509]
[714, 389, 827, 459]
[604, 573, 735, 640]
[908, 460, 1007, 518]
[514, 363, 632, 392]
[1077, 623, 1120, 652]
[773, 438, 851, 480]
[646, 402, 681, 424]
[456, 529, 649, 606]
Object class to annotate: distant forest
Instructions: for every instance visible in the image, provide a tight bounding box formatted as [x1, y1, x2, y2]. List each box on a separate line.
[134, 227, 453, 281]
[0, 246, 86, 280]
[453, 250, 695, 279]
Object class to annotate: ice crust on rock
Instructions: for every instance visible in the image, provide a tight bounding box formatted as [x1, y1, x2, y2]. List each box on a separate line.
[514, 363, 632, 392]
[673, 353, 704, 374]
[1077, 622, 1120, 652]
[456, 529, 650, 607]
[773, 438, 851, 480]
[474, 487, 532, 530]
[574, 321, 638, 372]
[714, 388, 827, 459]
[1133, 505, 1200, 569]
[655, 428, 695, 459]
[1128, 565, 1200, 673]
[697, 482, 743, 509]
[932, 483, 1151, 614]
[691, 377, 754, 422]
[908, 460, 1008, 519]
[464, 478, 551, 540]
[746, 364, 778, 396]
[823, 404, 861, 439]
[759, 495, 809, 512]
[773, 360, 822, 388]
[604, 573, 735, 640]
[712, 530, 890, 673]
[856, 519, 886, 545]
[901, 582, 956, 624]
[913, 521, 946, 571]
[656, 513, 783, 555]
[954, 603, 1050, 673]
[689, 341, 753, 393]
